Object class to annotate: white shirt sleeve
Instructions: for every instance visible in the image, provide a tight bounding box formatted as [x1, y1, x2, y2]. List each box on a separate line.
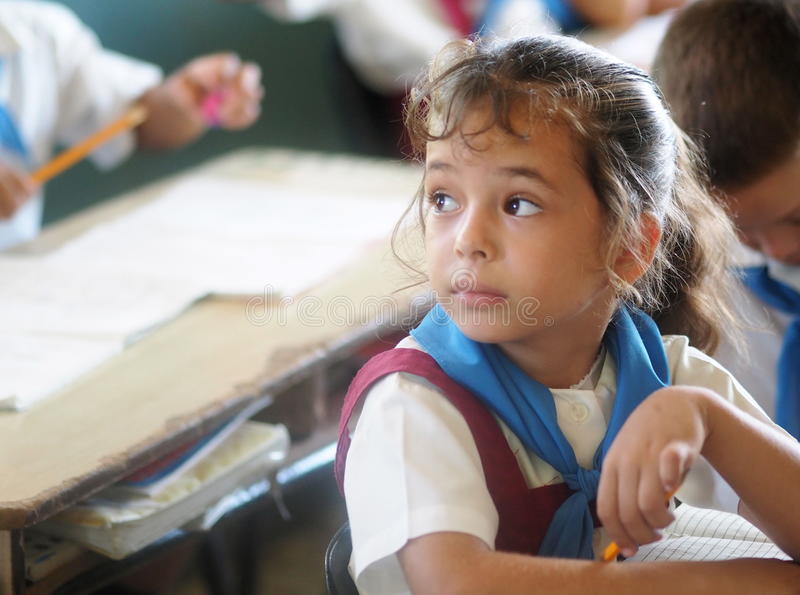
[44, 2, 162, 169]
[259, 0, 554, 93]
[344, 371, 498, 595]
[258, 0, 343, 21]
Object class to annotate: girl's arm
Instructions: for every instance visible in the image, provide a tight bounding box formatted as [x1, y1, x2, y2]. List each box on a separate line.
[598, 386, 800, 561]
[398, 531, 800, 595]
[699, 388, 800, 558]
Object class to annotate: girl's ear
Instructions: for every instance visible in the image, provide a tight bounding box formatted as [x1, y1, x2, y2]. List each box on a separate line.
[613, 214, 662, 285]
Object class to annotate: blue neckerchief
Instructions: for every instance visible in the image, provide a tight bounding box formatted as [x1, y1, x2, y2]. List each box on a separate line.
[0, 60, 29, 160]
[741, 265, 800, 439]
[474, 0, 586, 35]
[411, 304, 670, 559]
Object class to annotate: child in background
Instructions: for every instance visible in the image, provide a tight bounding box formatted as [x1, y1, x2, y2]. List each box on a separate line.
[336, 35, 800, 593]
[653, 0, 800, 439]
[258, 0, 688, 94]
[255, 0, 686, 157]
[0, 0, 263, 250]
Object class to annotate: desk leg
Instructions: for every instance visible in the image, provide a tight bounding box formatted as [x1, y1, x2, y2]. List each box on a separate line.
[0, 530, 24, 595]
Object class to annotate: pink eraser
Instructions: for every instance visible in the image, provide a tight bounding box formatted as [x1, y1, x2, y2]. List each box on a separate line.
[200, 90, 225, 127]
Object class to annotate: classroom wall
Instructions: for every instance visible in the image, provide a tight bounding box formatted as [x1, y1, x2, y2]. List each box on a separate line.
[39, 0, 396, 224]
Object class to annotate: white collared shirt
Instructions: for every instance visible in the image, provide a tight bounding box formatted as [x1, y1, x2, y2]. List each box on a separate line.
[345, 334, 780, 595]
[0, 1, 162, 250]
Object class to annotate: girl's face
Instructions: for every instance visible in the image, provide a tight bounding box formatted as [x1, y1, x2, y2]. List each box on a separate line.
[423, 105, 616, 348]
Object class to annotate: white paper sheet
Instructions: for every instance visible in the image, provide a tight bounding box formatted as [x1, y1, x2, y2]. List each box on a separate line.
[0, 332, 120, 411]
[0, 174, 412, 410]
[48, 176, 410, 295]
[0, 256, 206, 338]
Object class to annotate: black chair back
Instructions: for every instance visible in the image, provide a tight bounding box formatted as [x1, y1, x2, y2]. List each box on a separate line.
[324, 522, 359, 595]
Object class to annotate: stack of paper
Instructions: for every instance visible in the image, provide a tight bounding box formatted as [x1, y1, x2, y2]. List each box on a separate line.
[103, 398, 269, 499]
[35, 421, 290, 560]
[23, 532, 86, 582]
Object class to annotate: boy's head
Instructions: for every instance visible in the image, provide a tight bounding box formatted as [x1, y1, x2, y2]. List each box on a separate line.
[653, 0, 800, 264]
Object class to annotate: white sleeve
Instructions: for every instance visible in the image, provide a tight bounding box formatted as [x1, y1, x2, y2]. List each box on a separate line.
[344, 371, 498, 595]
[329, 0, 454, 93]
[46, 3, 162, 169]
[263, 0, 554, 93]
[666, 336, 788, 513]
[259, 0, 452, 92]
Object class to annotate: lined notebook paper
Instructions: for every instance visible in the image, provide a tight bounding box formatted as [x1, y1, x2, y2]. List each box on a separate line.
[627, 504, 791, 562]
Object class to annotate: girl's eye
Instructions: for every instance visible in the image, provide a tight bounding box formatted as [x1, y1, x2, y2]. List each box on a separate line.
[429, 192, 458, 213]
[505, 197, 541, 216]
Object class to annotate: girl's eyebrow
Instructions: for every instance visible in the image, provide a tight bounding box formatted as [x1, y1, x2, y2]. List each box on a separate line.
[497, 166, 556, 191]
[427, 161, 555, 190]
[426, 160, 453, 172]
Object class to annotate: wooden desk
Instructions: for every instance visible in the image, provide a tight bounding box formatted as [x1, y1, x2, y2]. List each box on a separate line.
[0, 148, 424, 594]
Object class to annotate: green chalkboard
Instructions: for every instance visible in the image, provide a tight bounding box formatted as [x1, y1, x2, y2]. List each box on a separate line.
[34, 0, 397, 223]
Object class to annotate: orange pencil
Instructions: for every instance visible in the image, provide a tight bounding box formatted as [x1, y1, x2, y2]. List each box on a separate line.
[602, 489, 677, 562]
[31, 104, 149, 185]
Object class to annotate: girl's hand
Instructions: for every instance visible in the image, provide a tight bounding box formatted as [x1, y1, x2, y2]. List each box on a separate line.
[597, 386, 711, 557]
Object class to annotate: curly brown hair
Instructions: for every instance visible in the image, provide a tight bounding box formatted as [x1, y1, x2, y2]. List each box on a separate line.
[394, 35, 739, 353]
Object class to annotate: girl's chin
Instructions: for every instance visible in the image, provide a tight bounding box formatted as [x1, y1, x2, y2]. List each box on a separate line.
[450, 318, 529, 344]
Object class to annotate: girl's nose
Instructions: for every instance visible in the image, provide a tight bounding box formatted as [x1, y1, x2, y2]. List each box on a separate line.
[454, 211, 496, 261]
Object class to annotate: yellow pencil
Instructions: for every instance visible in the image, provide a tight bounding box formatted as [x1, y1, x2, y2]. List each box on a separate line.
[31, 104, 149, 185]
[602, 489, 677, 562]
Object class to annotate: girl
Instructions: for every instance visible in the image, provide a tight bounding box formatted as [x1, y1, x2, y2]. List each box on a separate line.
[335, 35, 800, 593]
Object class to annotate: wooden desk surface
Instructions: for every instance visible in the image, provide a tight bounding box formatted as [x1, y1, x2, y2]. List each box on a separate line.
[0, 148, 424, 529]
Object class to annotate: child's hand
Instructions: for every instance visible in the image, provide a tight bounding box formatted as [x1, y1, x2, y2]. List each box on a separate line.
[597, 386, 710, 557]
[0, 162, 37, 219]
[137, 52, 263, 150]
[171, 52, 263, 130]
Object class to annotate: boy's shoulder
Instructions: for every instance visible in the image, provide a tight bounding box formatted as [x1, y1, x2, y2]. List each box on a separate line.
[1, 1, 82, 29]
